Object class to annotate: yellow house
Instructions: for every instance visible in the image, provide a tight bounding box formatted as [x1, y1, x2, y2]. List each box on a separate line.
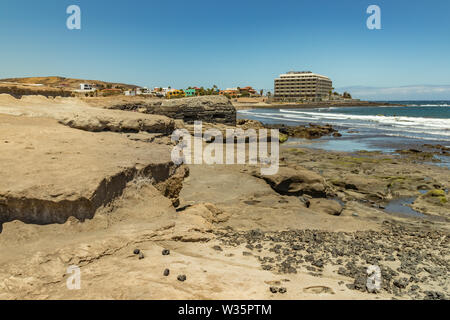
[166, 89, 185, 99]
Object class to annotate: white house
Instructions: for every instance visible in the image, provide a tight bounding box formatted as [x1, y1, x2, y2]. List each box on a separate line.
[139, 87, 151, 95]
[124, 90, 136, 96]
[124, 87, 152, 96]
[73, 83, 96, 94]
[79, 83, 95, 91]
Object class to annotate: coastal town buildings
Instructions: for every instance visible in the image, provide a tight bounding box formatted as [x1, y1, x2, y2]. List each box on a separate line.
[166, 89, 185, 99]
[184, 88, 197, 97]
[151, 87, 170, 97]
[219, 88, 239, 97]
[124, 89, 136, 96]
[79, 83, 94, 91]
[124, 87, 151, 96]
[119, 84, 262, 99]
[274, 71, 333, 101]
[73, 83, 97, 95]
[77, 83, 96, 92]
[239, 86, 257, 95]
[138, 87, 151, 95]
[219, 86, 258, 97]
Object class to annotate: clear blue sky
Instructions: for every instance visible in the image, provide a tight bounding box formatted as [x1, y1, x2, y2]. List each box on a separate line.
[1, 0, 449, 98]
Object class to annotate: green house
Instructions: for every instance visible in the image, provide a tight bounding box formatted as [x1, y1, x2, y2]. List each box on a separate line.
[185, 88, 197, 97]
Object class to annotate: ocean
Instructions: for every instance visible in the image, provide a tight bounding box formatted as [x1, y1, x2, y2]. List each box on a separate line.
[237, 101, 450, 167]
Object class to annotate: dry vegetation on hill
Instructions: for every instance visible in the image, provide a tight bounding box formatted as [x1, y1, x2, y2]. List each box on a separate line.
[0, 76, 139, 97]
[0, 76, 138, 90]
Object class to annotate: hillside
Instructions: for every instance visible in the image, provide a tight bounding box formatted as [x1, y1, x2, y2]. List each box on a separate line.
[0, 76, 139, 90]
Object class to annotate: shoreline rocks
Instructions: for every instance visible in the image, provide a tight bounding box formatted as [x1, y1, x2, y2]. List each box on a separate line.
[309, 198, 343, 216]
[108, 96, 236, 125]
[253, 166, 326, 197]
[214, 223, 449, 300]
[237, 119, 339, 140]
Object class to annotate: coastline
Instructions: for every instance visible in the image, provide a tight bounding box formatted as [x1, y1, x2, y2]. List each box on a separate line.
[233, 100, 406, 110]
[0, 95, 448, 300]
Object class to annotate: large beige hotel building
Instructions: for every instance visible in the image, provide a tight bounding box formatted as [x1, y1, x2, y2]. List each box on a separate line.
[274, 71, 333, 101]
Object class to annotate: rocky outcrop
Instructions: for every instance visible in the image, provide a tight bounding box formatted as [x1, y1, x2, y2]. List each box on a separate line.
[154, 166, 190, 207]
[236, 119, 338, 140]
[309, 198, 343, 216]
[160, 96, 235, 125]
[172, 203, 231, 241]
[0, 114, 184, 228]
[59, 111, 174, 134]
[236, 119, 265, 130]
[254, 166, 326, 197]
[266, 123, 338, 139]
[412, 189, 450, 217]
[0, 94, 175, 134]
[108, 96, 236, 125]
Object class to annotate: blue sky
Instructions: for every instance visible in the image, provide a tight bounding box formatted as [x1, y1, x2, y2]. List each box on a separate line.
[0, 0, 449, 99]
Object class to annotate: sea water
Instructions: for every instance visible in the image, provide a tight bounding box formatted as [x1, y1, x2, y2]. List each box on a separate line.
[238, 101, 450, 168]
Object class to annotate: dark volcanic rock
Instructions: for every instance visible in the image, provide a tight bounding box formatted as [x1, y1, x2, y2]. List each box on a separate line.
[110, 96, 236, 125]
[424, 291, 446, 300]
[265, 123, 338, 139]
[269, 287, 278, 293]
[157, 96, 236, 125]
[213, 223, 450, 299]
[393, 278, 409, 289]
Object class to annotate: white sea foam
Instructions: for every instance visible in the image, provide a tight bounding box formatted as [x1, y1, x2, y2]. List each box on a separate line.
[383, 133, 450, 141]
[407, 104, 450, 107]
[238, 108, 450, 142]
[278, 110, 450, 130]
